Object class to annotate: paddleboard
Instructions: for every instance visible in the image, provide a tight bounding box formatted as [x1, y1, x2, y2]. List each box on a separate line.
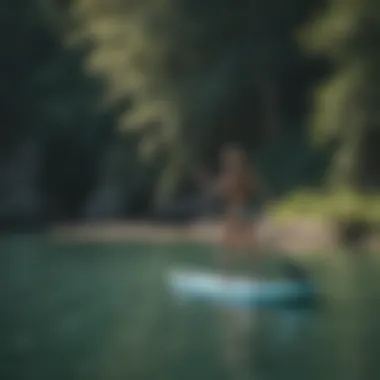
[168, 268, 315, 308]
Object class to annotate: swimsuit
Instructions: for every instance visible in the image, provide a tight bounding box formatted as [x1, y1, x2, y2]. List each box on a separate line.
[233, 206, 252, 221]
[231, 201, 263, 222]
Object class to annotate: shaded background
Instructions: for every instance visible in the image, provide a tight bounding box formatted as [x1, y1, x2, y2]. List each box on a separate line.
[1, 0, 379, 231]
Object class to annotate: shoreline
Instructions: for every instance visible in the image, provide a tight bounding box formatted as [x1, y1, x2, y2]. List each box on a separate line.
[50, 217, 350, 252]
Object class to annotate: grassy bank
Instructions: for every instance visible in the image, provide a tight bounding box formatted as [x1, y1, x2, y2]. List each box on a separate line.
[271, 189, 380, 224]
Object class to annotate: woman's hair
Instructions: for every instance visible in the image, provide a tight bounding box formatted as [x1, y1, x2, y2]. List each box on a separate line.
[220, 143, 248, 164]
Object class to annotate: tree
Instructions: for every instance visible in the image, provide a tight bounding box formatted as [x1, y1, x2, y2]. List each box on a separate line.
[0, 0, 120, 221]
[300, 0, 380, 190]
[71, 0, 317, 200]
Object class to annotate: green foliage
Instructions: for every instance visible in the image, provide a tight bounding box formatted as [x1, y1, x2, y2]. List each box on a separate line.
[70, 0, 316, 199]
[8, 0, 380, 224]
[0, 0, 120, 219]
[300, 0, 380, 190]
[273, 189, 380, 223]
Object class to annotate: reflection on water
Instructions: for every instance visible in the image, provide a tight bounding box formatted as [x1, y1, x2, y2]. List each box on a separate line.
[1, 237, 380, 380]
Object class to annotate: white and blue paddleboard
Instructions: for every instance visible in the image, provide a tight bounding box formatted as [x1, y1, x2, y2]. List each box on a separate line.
[168, 268, 315, 308]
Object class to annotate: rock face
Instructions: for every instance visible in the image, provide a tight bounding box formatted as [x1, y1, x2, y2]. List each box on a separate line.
[0, 141, 45, 230]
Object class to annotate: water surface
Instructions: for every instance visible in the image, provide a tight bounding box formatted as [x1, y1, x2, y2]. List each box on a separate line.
[1, 235, 379, 380]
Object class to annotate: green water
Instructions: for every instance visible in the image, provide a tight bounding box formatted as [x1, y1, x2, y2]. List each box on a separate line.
[1, 235, 380, 380]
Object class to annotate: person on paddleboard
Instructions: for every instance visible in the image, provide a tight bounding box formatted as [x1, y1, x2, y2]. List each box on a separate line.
[198, 143, 266, 271]
[196, 143, 268, 377]
[196, 145, 312, 379]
